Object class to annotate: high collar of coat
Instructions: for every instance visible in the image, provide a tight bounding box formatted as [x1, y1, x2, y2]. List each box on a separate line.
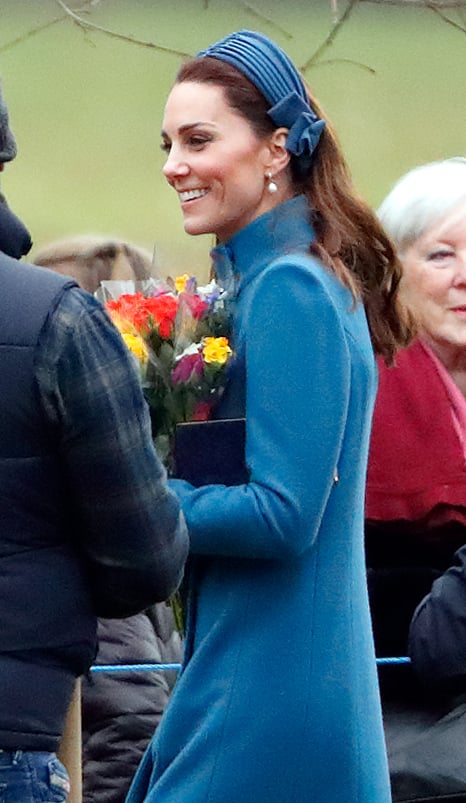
[211, 194, 315, 297]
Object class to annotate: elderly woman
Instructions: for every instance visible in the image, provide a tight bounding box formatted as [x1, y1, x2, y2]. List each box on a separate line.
[366, 157, 466, 657]
[365, 157, 466, 802]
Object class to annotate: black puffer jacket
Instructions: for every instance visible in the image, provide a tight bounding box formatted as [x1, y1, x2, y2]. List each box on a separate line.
[365, 520, 465, 658]
[409, 540, 466, 693]
[82, 605, 182, 803]
[366, 524, 466, 802]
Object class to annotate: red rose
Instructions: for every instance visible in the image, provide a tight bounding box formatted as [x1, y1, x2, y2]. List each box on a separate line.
[192, 401, 212, 421]
[179, 292, 209, 320]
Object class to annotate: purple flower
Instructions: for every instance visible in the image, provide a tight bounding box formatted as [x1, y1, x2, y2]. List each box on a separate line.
[172, 351, 203, 383]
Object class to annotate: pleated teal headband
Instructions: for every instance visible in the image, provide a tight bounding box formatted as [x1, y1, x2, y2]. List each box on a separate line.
[197, 30, 325, 172]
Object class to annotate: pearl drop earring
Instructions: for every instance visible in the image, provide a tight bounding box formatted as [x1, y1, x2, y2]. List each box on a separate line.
[266, 171, 278, 194]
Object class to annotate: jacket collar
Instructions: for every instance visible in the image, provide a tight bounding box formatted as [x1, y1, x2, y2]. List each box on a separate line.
[211, 194, 315, 296]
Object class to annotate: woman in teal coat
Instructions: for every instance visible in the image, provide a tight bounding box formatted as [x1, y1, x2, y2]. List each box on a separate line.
[127, 30, 412, 803]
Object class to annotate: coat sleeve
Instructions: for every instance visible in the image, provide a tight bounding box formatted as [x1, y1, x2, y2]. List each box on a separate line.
[408, 543, 466, 690]
[37, 288, 189, 617]
[170, 260, 351, 560]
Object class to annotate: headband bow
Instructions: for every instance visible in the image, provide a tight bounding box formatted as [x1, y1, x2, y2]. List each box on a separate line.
[268, 93, 325, 172]
[197, 30, 325, 170]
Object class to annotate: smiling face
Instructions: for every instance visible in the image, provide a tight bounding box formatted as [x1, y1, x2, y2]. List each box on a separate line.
[400, 202, 466, 365]
[161, 81, 292, 242]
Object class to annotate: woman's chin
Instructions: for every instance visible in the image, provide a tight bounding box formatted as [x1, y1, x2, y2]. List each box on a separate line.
[183, 219, 213, 238]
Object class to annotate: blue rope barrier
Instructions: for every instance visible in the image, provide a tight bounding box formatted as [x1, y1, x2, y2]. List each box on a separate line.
[90, 657, 411, 673]
[90, 663, 182, 673]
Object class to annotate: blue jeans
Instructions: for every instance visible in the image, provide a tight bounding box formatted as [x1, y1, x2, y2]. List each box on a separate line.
[0, 751, 70, 802]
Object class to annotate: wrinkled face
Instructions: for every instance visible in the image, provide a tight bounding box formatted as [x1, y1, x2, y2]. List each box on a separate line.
[400, 202, 466, 363]
[161, 81, 281, 242]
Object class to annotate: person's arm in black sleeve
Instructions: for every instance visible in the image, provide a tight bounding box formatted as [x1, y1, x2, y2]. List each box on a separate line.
[36, 286, 189, 617]
[408, 542, 466, 692]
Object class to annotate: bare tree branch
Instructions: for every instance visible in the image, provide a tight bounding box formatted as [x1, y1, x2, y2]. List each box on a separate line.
[0, 1, 94, 54]
[2, 0, 463, 63]
[312, 56, 377, 74]
[54, 0, 192, 58]
[360, 0, 466, 6]
[427, 2, 466, 30]
[238, 2, 293, 39]
[301, 0, 360, 73]
[358, 0, 466, 32]
[0, 17, 64, 54]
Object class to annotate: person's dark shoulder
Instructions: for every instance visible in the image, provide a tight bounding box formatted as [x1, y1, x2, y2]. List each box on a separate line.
[0, 252, 75, 285]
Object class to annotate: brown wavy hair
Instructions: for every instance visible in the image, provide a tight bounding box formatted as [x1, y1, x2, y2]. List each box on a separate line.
[175, 57, 413, 363]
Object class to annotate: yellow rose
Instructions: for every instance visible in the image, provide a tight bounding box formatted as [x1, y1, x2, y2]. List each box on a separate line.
[175, 273, 191, 293]
[122, 332, 149, 364]
[202, 336, 232, 365]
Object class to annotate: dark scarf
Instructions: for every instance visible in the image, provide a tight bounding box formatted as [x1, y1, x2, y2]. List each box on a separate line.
[366, 338, 466, 528]
[0, 193, 32, 258]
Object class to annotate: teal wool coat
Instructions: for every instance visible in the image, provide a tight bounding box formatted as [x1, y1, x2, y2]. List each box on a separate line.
[126, 196, 391, 802]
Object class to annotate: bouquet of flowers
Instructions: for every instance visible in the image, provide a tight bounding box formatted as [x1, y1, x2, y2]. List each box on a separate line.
[101, 274, 233, 472]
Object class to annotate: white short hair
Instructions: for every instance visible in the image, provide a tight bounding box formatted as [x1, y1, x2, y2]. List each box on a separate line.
[377, 157, 466, 251]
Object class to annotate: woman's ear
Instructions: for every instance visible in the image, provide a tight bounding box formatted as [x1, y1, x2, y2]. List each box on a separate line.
[265, 127, 291, 176]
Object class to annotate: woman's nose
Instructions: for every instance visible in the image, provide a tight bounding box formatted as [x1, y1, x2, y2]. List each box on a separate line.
[162, 147, 189, 183]
[453, 252, 466, 285]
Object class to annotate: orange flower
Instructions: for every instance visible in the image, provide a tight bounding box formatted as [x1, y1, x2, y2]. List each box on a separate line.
[106, 292, 178, 339]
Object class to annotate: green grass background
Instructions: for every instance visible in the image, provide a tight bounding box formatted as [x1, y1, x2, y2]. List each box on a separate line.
[1, 0, 465, 280]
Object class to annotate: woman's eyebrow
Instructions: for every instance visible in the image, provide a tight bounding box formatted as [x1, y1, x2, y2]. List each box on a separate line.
[161, 121, 214, 138]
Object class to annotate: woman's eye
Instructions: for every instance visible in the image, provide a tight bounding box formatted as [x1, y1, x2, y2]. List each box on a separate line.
[427, 248, 455, 263]
[188, 136, 210, 148]
[159, 133, 211, 153]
